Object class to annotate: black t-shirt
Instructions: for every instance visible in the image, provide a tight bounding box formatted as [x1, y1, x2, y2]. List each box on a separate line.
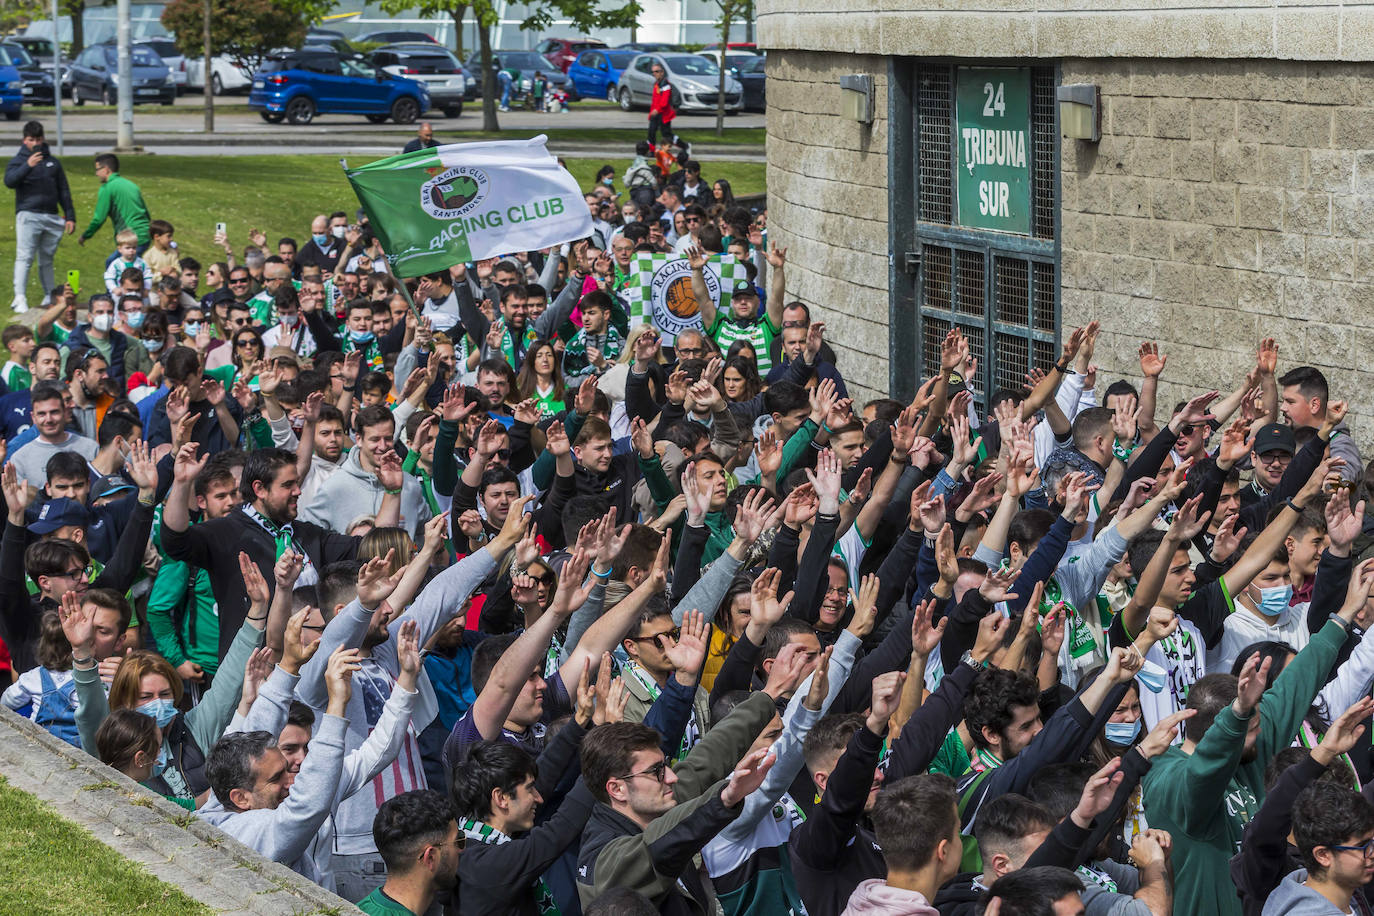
[295, 238, 342, 273]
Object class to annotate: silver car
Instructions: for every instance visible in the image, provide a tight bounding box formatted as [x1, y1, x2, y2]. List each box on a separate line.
[616, 53, 742, 114]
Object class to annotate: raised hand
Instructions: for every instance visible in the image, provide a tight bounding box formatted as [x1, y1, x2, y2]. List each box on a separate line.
[1138, 341, 1167, 379]
[804, 645, 834, 712]
[324, 646, 362, 708]
[164, 386, 190, 425]
[202, 377, 226, 407]
[755, 428, 782, 479]
[1325, 491, 1365, 555]
[630, 417, 654, 459]
[58, 591, 96, 659]
[1234, 651, 1272, 715]
[440, 383, 476, 423]
[1137, 707, 1197, 758]
[396, 620, 422, 688]
[356, 549, 404, 610]
[663, 609, 709, 679]
[377, 451, 404, 492]
[847, 574, 881, 638]
[1104, 646, 1145, 684]
[1167, 492, 1211, 542]
[762, 642, 810, 700]
[941, 327, 966, 371]
[804, 447, 842, 514]
[1256, 337, 1278, 376]
[721, 747, 777, 807]
[241, 646, 275, 706]
[732, 486, 777, 543]
[979, 564, 1019, 606]
[1217, 418, 1256, 468]
[911, 597, 947, 657]
[1314, 697, 1374, 764]
[172, 441, 209, 485]
[2, 462, 31, 522]
[1070, 757, 1125, 827]
[866, 671, 907, 733]
[972, 610, 1008, 664]
[475, 419, 506, 459]
[239, 550, 270, 611]
[279, 607, 322, 675]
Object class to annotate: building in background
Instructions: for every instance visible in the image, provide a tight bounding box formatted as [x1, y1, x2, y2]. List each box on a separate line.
[757, 0, 1374, 447]
[22, 0, 753, 53]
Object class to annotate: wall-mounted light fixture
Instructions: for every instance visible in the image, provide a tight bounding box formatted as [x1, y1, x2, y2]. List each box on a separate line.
[840, 74, 873, 124]
[1056, 83, 1101, 142]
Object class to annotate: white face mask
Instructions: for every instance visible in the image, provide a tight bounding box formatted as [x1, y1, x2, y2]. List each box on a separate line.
[331, 225, 346, 239]
[91, 313, 113, 332]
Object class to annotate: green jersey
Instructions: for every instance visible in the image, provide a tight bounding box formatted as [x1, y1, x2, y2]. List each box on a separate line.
[708, 312, 778, 374]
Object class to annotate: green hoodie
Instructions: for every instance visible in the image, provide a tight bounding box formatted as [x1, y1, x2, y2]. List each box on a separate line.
[81, 172, 150, 245]
[1140, 618, 1346, 916]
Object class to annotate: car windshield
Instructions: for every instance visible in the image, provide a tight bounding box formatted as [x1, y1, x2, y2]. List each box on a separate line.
[114, 47, 162, 67]
[499, 52, 552, 70]
[731, 55, 764, 73]
[1, 45, 35, 67]
[605, 51, 636, 69]
[665, 55, 718, 77]
[22, 38, 54, 56]
[340, 56, 377, 78]
[141, 40, 179, 58]
[402, 50, 459, 68]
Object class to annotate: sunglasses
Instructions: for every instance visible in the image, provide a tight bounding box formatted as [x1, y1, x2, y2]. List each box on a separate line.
[617, 759, 670, 783]
[530, 571, 555, 586]
[236, 338, 260, 348]
[629, 627, 680, 650]
[228, 278, 250, 285]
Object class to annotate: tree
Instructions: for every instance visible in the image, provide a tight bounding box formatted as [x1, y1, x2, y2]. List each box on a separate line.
[0, 0, 42, 38]
[377, 0, 469, 61]
[711, 0, 746, 136]
[160, 0, 328, 75]
[381, 0, 641, 132]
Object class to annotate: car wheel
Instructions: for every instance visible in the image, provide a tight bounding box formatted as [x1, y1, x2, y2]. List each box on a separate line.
[3, 112, 17, 121]
[102, 86, 114, 106]
[365, 113, 389, 123]
[566, 83, 580, 102]
[606, 84, 617, 103]
[390, 95, 419, 124]
[618, 86, 632, 111]
[285, 95, 315, 124]
[73, 88, 84, 107]
[211, 73, 223, 96]
[260, 110, 285, 123]
[443, 104, 461, 118]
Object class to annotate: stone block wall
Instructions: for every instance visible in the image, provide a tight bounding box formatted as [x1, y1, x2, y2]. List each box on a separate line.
[1060, 58, 1374, 435]
[764, 51, 894, 402]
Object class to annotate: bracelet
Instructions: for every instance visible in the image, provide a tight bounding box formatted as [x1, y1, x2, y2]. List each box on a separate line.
[1329, 613, 1353, 633]
[138, 494, 157, 508]
[1052, 361, 1069, 373]
[1285, 497, 1301, 514]
[246, 614, 268, 623]
[385, 487, 403, 496]
[820, 423, 834, 435]
[72, 654, 94, 667]
[591, 564, 613, 579]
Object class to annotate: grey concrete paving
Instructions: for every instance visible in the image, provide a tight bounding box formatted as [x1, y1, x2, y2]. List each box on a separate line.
[0, 706, 360, 915]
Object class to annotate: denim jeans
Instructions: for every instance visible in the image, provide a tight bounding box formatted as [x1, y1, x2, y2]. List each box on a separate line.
[13, 210, 65, 304]
[498, 71, 513, 107]
[331, 852, 387, 903]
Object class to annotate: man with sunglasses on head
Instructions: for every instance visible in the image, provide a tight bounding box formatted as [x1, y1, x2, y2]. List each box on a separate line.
[620, 606, 712, 758]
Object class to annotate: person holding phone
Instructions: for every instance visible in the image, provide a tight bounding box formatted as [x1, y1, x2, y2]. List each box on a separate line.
[4, 121, 76, 315]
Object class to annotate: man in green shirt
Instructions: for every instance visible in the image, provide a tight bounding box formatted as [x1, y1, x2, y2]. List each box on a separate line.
[687, 242, 786, 374]
[358, 789, 461, 916]
[77, 153, 151, 249]
[1141, 590, 1361, 916]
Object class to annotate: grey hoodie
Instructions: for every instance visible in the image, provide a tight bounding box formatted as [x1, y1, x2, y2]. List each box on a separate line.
[297, 444, 430, 538]
[1262, 870, 1349, 916]
[197, 713, 348, 882]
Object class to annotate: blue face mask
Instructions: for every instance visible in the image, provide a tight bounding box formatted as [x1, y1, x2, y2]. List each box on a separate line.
[142, 337, 163, 354]
[349, 329, 375, 345]
[1103, 719, 1142, 746]
[184, 321, 201, 338]
[137, 698, 178, 728]
[312, 233, 330, 247]
[124, 311, 145, 330]
[150, 746, 168, 778]
[1257, 584, 1293, 617]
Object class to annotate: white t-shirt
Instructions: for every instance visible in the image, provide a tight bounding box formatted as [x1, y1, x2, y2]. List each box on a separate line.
[1138, 616, 1207, 739]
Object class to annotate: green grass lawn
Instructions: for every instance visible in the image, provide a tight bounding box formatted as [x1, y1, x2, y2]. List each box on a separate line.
[0, 776, 213, 916]
[1, 153, 765, 313]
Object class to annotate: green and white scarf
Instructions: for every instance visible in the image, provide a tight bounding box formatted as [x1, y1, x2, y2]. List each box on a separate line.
[625, 662, 700, 761]
[493, 317, 538, 371]
[458, 818, 561, 916]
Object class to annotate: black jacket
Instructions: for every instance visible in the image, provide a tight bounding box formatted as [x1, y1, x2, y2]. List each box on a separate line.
[5, 143, 75, 219]
[160, 507, 360, 659]
[0, 502, 154, 673]
[64, 325, 130, 390]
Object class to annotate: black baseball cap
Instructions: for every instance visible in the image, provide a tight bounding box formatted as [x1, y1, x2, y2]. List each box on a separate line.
[1253, 423, 1296, 456]
[730, 279, 758, 298]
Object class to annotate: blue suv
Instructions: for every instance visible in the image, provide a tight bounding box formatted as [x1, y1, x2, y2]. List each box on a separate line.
[250, 47, 429, 125]
[567, 48, 638, 103]
[0, 59, 19, 121]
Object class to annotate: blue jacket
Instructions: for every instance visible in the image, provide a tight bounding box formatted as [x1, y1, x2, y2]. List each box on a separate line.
[63, 325, 129, 390]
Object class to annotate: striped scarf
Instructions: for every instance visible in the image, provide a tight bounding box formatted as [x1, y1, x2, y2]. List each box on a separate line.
[458, 818, 561, 915]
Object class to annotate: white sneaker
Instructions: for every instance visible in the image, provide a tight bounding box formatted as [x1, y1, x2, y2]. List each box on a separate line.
[11, 299, 28, 314]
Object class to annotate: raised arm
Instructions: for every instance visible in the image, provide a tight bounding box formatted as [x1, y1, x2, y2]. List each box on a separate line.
[686, 245, 718, 329]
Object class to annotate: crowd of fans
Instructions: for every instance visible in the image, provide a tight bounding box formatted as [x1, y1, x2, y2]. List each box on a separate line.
[4, 120, 1374, 916]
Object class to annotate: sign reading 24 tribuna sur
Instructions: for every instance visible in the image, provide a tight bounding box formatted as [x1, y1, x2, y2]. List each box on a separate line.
[956, 67, 1032, 235]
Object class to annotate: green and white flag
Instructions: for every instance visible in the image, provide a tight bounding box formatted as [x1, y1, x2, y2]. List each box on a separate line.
[344, 135, 592, 278]
[621, 251, 751, 343]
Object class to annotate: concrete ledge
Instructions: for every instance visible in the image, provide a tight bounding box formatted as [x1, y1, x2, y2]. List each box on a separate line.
[758, 1, 1374, 61]
[0, 707, 359, 915]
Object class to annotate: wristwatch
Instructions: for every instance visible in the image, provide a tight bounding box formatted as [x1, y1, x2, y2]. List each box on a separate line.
[960, 650, 987, 672]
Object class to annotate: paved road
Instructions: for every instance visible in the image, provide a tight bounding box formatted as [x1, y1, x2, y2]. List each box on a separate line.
[22, 94, 765, 153]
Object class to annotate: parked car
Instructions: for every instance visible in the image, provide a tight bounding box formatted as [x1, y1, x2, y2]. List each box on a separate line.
[357, 30, 437, 45]
[304, 29, 353, 55]
[249, 47, 428, 125]
[12, 35, 57, 66]
[699, 51, 765, 111]
[616, 53, 741, 113]
[136, 38, 185, 92]
[533, 36, 606, 73]
[68, 42, 175, 106]
[463, 50, 573, 100]
[0, 57, 19, 120]
[702, 42, 759, 51]
[0, 42, 55, 106]
[567, 48, 636, 102]
[371, 43, 465, 117]
[616, 42, 679, 52]
[184, 54, 254, 95]
[733, 53, 765, 111]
